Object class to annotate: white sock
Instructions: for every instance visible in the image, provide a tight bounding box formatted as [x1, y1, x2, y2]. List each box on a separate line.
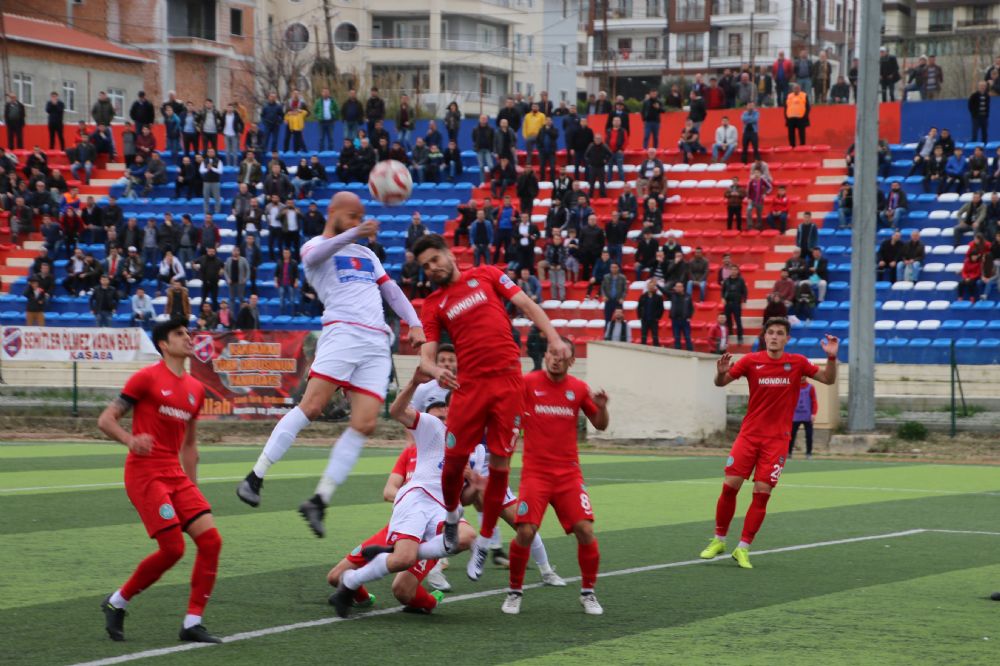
[445, 508, 462, 523]
[530, 533, 550, 571]
[489, 526, 502, 549]
[474, 533, 492, 550]
[109, 589, 128, 609]
[182, 614, 202, 629]
[342, 553, 390, 590]
[315, 427, 367, 504]
[737, 540, 751, 550]
[418, 535, 447, 560]
[715, 534, 726, 542]
[254, 406, 311, 477]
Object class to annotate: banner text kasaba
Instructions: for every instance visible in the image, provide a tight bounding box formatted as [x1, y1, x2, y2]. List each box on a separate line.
[190, 330, 314, 420]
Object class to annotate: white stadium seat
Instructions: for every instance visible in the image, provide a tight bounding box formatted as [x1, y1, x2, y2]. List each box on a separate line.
[914, 281, 937, 291]
[882, 300, 904, 311]
[896, 320, 918, 331]
[918, 319, 941, 330]
[874, 320, 895, 331]
[928, 300, 950, 310]
[903, 300, 927, 312]
[891, 281, 914, 291]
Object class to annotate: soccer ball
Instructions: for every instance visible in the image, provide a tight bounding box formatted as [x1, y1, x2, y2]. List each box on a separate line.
[368, 160, 413, 205]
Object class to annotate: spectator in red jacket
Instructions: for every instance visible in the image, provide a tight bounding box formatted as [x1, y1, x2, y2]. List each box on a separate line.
[704, 78, 726, 109]
[773, 51, 794, 106]
[958, 251, 984, 301]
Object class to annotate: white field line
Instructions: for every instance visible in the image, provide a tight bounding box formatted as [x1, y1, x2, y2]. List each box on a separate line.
[0, 473, 320, 494]
[586, 477, 1000, 497]
[68, 527, 1000, 666]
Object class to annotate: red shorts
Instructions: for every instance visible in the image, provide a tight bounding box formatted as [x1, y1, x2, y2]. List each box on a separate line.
[345, 524, 438, 582]
[514, 470, 595, 533]
[446, 373, 525, 458]
[724, 435, 788, 487]
[124, 469, 212, 538]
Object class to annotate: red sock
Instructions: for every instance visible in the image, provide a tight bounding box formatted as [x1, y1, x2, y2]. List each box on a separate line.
[353, 585, 370, 603]
[577, 539, 600, 590]
[406, 585, 438, 611]
[740, 492, 772, 545]
[187, 528, 222, 615]
[715, 484, 740, 538]
[120, 527, 186, 600]
[507, 540, 531, 591]
[480, 466, 510, 537]
[441, 453, 469, 512]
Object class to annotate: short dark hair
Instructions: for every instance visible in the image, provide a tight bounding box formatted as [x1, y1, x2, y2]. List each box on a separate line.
[411, 233, 449, 258]
[152, 318, 188, 356]
[437, 343, 456, 359]
[763, 317, 791, 335]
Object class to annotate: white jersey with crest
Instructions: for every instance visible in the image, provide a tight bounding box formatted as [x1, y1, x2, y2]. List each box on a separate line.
[300, 236, 390, 333]
[395, 412, 485, 506]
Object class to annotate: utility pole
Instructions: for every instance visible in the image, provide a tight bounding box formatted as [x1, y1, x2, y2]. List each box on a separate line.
[847, 0, 880, 432]
[321, 0, 337, 74]
[749, 11, 755, 73]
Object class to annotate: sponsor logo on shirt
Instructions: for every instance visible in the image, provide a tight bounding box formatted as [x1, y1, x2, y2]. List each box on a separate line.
[535, 404, 575, 417]
[445, 290, 488, 320]
[334, 255, 377, 283]
[499, 273, 516, 289]
[565, 390, 575, 401]
[158, 404, 195, 421]
[783, 363, 792, 371]
[467, 279, 479, 288]
[758, 377, 792, 386]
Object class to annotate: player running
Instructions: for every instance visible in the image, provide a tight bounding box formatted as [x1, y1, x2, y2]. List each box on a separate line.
[412, 233, 571, 581]
[328, 370, 478, 618]
[236, 191, 425, 538]
[97, 319, 222, 643]
[700, 317, 838, 569]
[501, 341, 609, 616]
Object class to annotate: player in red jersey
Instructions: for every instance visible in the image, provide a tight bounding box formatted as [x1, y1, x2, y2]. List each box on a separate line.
[502, 340, 609, 616]
[700, 317, 838, 569]
[96, 319, 222, 643]
[412, 233, 572, 581]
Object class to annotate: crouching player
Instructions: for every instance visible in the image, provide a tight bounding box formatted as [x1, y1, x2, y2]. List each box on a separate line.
[502, 340, 610, 616]
[328, 370, 477, 618]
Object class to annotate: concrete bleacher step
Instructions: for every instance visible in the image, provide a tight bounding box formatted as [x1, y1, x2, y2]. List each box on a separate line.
[808, 194, 837, 203]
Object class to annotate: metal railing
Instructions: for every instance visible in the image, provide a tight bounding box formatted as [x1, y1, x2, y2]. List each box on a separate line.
[441, 39, 510, 57]
[957, 19, 998, 28]
[369, 37, 430, 50]
[711, 0, 776, 14]
[676, 48, 705, 63]
[594, 49, 667, 63]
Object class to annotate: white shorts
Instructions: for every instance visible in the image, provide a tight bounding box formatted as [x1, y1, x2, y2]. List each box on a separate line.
[389, 488, 446, 542]
[309, 323, 391, 402]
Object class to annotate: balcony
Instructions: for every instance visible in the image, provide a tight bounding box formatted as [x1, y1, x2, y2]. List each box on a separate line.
[441, 39, 511, 58]
[593, 49, 668, 71]
[166, 36, 235, 58]
[956, 19, 998, 29]
[676, 49, 706, 63]
[927, 23, 953, 33]
[710, 0, 779, 27]
[370, 37, 431, 49]
[707, 44, 777, 67]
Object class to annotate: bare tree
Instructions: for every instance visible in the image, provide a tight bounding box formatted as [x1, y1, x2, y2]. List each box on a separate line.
[235, 45, 316, 114]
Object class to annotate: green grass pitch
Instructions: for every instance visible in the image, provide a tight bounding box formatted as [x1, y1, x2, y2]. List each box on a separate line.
[2, 441, 999, 665]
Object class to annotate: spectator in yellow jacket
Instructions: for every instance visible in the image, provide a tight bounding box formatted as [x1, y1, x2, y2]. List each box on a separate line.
[522, 103, 546, 168]
[284, 107, 309, 152]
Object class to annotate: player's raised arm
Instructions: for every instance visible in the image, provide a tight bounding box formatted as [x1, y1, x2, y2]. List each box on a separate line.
[97, 396, 153, 455]
[300, 219, 378, 268]
[378, 277, 425, 346]
[180, 419, 200, 485]
[508, 291, 572, 360]
[388, 369, 431, 429]
[419, 339, 458, 390]
[714, 353, 736, 387]
[812, 335, 840, 385]
[587, 389, 610, 431]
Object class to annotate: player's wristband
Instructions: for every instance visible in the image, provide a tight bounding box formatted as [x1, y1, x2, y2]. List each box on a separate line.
[827, 355, 837, 362]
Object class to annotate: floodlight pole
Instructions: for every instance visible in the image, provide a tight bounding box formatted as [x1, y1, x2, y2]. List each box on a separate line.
[847, 0, 880, 432]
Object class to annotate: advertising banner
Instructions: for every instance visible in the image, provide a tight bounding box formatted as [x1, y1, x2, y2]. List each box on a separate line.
[189, 329, 318, 420]
[1, 326, 159, 362]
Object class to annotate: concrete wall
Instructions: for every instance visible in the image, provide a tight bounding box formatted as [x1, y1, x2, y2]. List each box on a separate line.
[899, 97, 1000, 143]
[584, 341, 727, 442]
[542, 0, 580, 104]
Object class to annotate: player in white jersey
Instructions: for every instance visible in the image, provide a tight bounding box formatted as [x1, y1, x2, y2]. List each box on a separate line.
[237, 192, 426, 538]
[410, 344, 455, 412]
[329, 370, 478, 618]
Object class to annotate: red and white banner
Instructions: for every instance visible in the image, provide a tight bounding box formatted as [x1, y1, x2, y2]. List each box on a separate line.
[1, 326, 160, 362]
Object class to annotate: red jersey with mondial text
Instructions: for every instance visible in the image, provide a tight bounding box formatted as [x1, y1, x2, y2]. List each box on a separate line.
[120, 361, 205, 474]
[521, 371, 598, 472]
[729, 351, 819, 441]
[420, 265, 523, 378]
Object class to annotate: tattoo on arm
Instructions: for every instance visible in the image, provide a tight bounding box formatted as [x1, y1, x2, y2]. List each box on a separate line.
[110, 396, 133, 417]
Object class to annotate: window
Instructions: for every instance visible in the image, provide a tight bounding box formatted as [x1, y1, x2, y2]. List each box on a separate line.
[928, 8, 952, 32]
[527, 35, 534, 55]
[677, 0, 705, 22]
[677, 33, 704, 61]
[972, 5, 990, 23]
[527, 83, 534, 97]
[107, 88, 125, 118]
[230, 8, 243, 36]
[727, 32, 742, 57]
[645, 37, 658, 59]
[827, 0, 834, 24]
[563, 0, 569, 18]
[481, 76, 494, 96]
[647, 0, 662, 17]
[617, 37, 632, 53]
[560, 89, 569, 101]
[285, 23, 309, 51]
[515, 33, 522, 53]
[613, 0, 632, 18]
[728, 0, 743, 13]
[515, 81, 522, 93]
[561, 44, 568, 64]
[835, 5, 843, 30]
[334, 22, 359, 50]
[753, 31, 768, 56]
[62, 81, 77, 112]
[578, 42, 588, 66]
[477, 24, 498, 46]
[13, 73, 33, 106]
